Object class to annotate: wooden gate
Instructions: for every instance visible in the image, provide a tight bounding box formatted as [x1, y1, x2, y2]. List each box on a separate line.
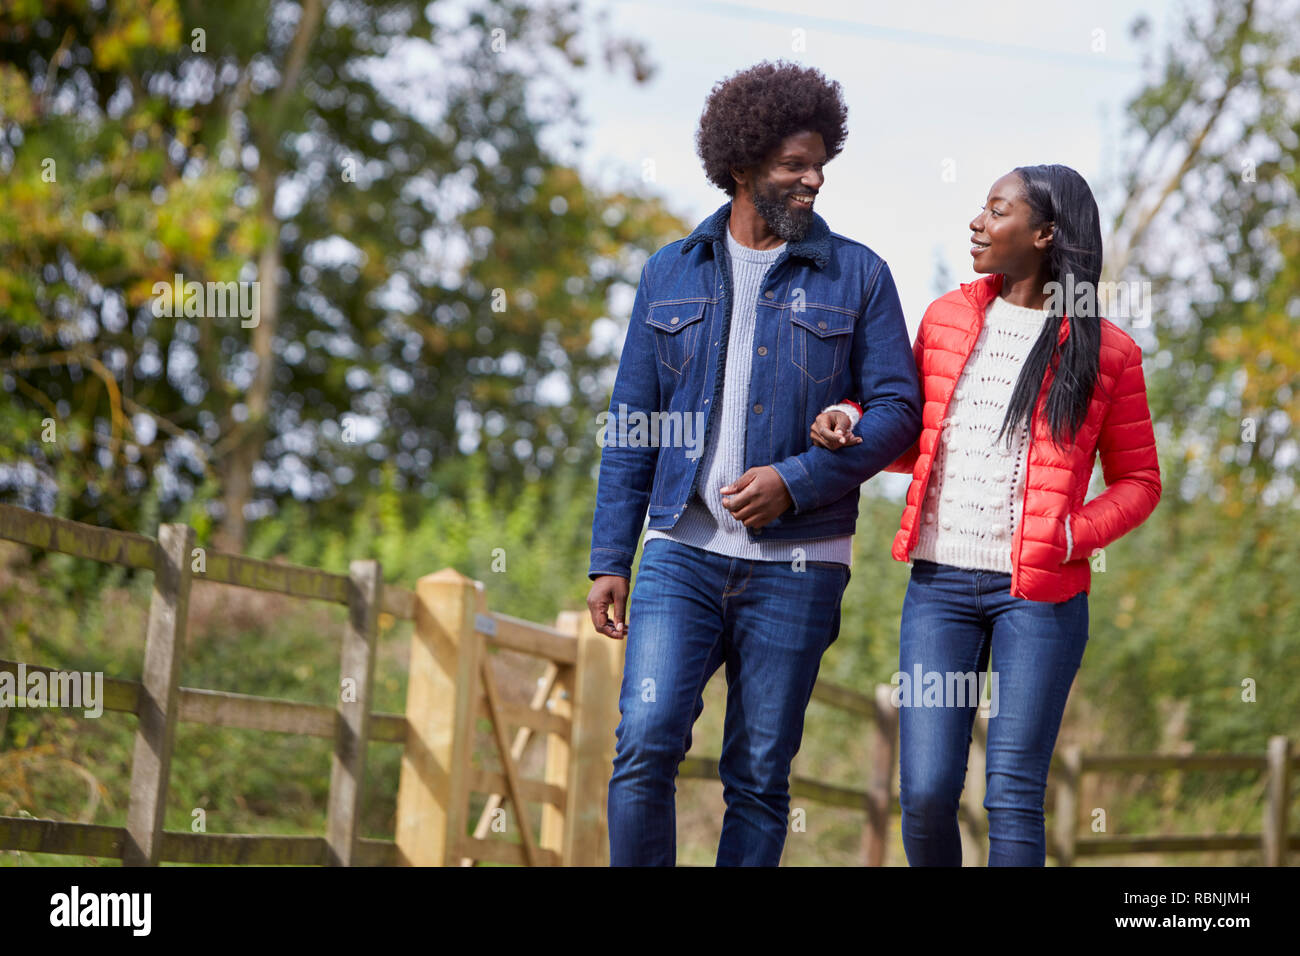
[394, 569, 624, 866]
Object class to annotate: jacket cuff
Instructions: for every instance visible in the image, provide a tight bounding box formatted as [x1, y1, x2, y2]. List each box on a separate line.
[1068, 510, 1101, 560]
[770, 456, 817, 514]
[588, 546, 634, 580]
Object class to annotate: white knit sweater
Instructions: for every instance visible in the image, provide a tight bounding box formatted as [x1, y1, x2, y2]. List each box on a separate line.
[908, 294, 1050, 571]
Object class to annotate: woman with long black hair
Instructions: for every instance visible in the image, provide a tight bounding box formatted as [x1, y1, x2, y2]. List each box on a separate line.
[811, 164, 1161, 865]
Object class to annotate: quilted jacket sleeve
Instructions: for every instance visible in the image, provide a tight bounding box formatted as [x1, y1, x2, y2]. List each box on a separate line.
[1066, 335, 1162, 558]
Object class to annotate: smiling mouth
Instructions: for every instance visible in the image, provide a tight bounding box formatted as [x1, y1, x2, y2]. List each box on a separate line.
[790, 194, 815, 207]
[970, 238, 990, 255]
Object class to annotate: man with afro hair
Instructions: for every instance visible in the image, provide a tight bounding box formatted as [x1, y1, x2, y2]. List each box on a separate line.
[587, 60, 922, 866]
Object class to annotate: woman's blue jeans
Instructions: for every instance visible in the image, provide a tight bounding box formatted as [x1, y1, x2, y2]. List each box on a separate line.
[898, 558, 1089, 866]
[607, 538, 849, 866]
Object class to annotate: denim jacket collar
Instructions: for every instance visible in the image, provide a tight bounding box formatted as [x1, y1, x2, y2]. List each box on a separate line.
[679, 201, 832, 269]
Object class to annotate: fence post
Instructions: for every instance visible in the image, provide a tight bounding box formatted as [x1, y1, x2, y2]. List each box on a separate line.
[861, 683, 899, 866]
[123, 522, 195, 866]
[540, 645, 574, 861]
[1263, 735, 1292, 867]
[395, 569, 482, 865]
[325, 559, 381, 866]
[557, 609, 622, 866]
[1054, 745, 1082, 867]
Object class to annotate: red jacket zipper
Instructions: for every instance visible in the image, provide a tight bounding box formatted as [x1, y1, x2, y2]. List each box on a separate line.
[909, 302, 988, 554]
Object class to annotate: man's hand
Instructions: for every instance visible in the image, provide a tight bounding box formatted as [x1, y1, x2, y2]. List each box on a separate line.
[587, 574, 629, 640]
[810, 409, 863, 450]
[720, 465, 793, 528]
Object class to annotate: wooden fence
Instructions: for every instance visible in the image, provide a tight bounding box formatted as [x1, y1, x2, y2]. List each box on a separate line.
[0, 501, 1295, 865]
[1048, 738, 1297, 865]
[679, 683, 1296, 865]
[0, 502, 620, 865]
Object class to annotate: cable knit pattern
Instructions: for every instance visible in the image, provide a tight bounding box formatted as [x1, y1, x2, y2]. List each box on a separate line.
[644, 227, 853, 565]
[910, 294, 1049, 572]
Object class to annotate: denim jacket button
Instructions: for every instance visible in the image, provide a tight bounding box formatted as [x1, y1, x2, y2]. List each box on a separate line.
[818, 320, 827, 329]
[670, 316, 679, 324]
[757, 346, 767, 356]
[753, 403, 763, 414]
[764, 291, 775, 299]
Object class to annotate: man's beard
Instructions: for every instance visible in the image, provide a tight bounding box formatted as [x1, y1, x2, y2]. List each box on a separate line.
[750, 179, 814, 242]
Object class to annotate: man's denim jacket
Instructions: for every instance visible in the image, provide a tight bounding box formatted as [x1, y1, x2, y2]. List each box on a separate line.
[588, 201, 923, 580]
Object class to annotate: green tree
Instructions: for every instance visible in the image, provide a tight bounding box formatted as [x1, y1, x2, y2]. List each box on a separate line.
[1109, 0, 1299, 514]
[0, 0, 683, 548]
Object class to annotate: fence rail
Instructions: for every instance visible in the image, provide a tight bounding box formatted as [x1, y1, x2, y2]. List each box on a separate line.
[0, 502, 1294, 865]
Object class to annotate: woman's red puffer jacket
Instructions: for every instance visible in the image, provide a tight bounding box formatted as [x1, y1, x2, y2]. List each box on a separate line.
[887, 273, 1161, 602]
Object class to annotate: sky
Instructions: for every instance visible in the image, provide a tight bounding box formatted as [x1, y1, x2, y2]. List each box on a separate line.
[557, 0, 1184, 331]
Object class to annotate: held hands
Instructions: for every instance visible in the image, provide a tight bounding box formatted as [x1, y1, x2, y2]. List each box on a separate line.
[810, 409, 862, 451]
[720, 465, 793, 528]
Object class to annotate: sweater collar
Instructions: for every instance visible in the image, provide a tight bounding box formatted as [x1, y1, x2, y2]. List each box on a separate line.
[962, 272, 1070, 345]
[681, 200, 832, 269]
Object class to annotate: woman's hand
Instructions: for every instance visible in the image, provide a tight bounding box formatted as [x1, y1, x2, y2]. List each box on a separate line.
[810, 409, 863, 450]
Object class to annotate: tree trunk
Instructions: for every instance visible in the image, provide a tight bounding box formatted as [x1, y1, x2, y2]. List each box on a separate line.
[215, 214, 279, 553]
[212, 0, 322, 553]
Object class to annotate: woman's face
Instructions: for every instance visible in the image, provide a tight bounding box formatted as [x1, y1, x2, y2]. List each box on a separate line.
[968, 172, 1054, 278]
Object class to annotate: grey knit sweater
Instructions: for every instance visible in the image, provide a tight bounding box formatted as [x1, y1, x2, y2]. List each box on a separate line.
[643, 227, 853, 566]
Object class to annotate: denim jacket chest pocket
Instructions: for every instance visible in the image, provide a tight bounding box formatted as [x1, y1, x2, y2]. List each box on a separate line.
[787, 303, 856, 383]
[646, 300, 709, 375]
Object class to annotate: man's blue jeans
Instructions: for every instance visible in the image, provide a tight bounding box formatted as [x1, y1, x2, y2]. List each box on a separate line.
[608, 538, 850, 866]
[897, 558, 1089, 866]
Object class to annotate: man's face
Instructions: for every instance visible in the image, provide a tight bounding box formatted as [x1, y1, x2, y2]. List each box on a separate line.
[744, 130, 826, 242]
